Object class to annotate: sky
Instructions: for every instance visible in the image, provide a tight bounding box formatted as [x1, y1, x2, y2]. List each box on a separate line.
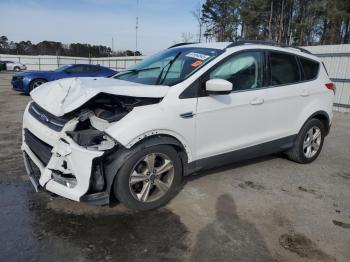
[0, 0, 202, 55]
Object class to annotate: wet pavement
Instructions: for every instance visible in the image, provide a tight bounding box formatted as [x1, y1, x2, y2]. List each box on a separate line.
[1, 72, 350, 261]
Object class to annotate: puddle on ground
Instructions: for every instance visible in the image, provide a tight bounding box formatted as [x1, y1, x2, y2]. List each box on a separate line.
[279, 233, 336, 262]
[0, 182, 190, 261]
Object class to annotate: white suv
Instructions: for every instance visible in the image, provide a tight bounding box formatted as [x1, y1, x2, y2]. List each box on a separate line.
[22, 41, 335, 210]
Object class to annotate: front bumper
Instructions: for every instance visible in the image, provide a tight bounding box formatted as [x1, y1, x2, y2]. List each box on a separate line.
[22, 103, 109, 204]
[12, 78, 29, 93]
[23, 151, 40, 192]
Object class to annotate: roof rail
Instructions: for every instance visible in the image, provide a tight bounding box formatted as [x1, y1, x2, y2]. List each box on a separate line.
[226, 40, 313, 54]
[282, 46, 312, 54]
[226, 40, 279, 49]
[168, 42, 198, 49]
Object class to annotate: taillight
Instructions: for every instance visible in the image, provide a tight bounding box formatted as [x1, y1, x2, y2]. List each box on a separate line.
[325, 83, 336, 94]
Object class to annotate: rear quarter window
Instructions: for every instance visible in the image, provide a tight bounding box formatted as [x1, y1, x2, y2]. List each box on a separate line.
[299, 57, 319, 80]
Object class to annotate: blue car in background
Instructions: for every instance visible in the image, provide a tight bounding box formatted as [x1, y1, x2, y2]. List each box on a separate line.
[11, 64, 116, 94]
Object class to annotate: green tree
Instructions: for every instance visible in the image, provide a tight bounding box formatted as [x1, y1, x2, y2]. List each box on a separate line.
[201, 0, 241, 41]
[322, 0, 349, 44]
[240, 0, 270, 40]
[0, 36, 9, 51]
[200, 0, 350, 45]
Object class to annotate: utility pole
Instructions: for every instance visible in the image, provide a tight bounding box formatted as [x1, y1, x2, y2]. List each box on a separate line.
[136, 17, 138, 55]
[135, 0, 139, 57]
[112, 37, 114, 53]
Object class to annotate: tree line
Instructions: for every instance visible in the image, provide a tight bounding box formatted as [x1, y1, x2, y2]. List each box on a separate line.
[0, 36, 142, 57]
[195, 0, 350, 45]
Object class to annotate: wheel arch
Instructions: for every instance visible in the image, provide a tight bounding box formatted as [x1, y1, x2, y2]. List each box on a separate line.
[302, 110, 330, 136]
[118, 129, 193, 162]
[103, 134, 190, 203]
[132, 134, 188, 157]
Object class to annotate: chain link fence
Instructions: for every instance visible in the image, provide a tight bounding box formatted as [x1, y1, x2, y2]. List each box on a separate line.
[303, 45, 350, 113]
[0, 54, 145, 71]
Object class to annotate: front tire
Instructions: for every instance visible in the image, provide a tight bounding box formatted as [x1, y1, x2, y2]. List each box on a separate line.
[113, 145, 182, 210]
[14, 66, 20, 72]
[29, 79, 47, 91]
[286, 118, 325, 164]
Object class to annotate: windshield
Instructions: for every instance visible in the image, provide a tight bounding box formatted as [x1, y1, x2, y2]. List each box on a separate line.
[113, 47, 222, 86]
[54, 65, 71, 72]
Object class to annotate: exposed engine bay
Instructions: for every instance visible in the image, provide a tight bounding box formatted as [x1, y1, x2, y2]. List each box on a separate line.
[68, 93, 162, 148]
[86, 93, 162, 123]
[29, 93, 162, 149]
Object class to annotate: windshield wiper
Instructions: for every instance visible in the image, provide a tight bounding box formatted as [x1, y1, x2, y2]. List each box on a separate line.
[156, 52, 182, 85]
[114, 67, 160, 78]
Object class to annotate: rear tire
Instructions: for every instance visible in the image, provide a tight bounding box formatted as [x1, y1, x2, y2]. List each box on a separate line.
[113, 145, 182, 210]
[14, 66, 20, 72]
[286, 118, 325, 164]
[29, 79, 47, 91]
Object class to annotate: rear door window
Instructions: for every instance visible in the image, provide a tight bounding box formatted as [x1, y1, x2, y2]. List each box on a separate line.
[299, 57, 319, 80]
[269, 52, 300, 86]
[67, 66, 85, 73]
[85, 65, 100, 72]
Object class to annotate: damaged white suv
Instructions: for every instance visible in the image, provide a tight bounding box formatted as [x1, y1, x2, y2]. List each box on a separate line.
[22, 41, 335, 210]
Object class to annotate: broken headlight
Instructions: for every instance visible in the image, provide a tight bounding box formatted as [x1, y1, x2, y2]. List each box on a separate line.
[66, 129, 116, 150]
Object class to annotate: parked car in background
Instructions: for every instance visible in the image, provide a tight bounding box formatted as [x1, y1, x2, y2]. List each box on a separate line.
[21, 41, 334, 210]
[12, 64, 116, 94]
[3, 60, 27, 71]
[0, 61, 6, 71]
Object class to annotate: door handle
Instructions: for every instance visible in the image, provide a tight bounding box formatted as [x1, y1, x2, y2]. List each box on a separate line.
[250, 97, 264, 105]
[300, 90, 310, 97]
[180, 112, 195, 118]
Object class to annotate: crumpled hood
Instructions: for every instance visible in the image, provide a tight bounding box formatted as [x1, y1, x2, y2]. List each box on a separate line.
[30, 77, 170, 116]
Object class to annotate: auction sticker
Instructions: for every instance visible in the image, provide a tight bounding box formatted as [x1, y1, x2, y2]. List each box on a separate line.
[191, 60, 203, 67]
[186, 52, 210, 61]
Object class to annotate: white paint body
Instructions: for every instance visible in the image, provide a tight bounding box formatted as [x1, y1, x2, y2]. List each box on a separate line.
[5, 61, 27, 71]
[22, 43, 334, 202]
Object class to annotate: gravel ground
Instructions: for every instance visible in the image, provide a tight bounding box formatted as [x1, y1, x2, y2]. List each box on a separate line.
[0, 71, 349, 262]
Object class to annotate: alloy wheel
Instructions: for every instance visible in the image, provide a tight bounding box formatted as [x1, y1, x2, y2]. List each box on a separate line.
[32, 80, 45, 89]
[303, 126, 322, 158]
[129, 153, 175, 203]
